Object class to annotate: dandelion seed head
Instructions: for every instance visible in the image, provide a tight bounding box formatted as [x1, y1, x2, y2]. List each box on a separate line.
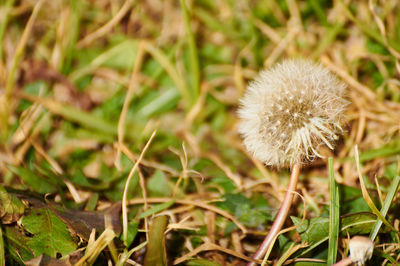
[238, 59, 348, 168]
[349, 236, 374, 266]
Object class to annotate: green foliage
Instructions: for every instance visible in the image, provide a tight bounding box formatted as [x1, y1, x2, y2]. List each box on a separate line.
[147, 170, 172, 197]
[0, 185, 25, 224]
[370, 173, 400, 240]
[138, 201, 175, 219]
[217, 193, 273, 227]
[21, 208, 77, 258]
[3, 226, 34, 262]
[8, 166, 58, 194]
[340, 183, 373, 214]
[292, 212, 377, 256]
[187, 258, 221, 266]
[125, 220, 139, 247]
[327, 158, 339, 265]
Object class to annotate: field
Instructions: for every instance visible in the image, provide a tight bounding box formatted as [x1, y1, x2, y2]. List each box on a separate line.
[1, 0, 400, 265]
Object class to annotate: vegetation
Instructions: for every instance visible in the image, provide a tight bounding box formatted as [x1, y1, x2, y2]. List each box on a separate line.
[0, 0, 400, 265]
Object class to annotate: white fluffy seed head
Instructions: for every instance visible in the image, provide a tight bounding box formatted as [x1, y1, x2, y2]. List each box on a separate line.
[238, 59, 348, 168]
[349, 236, 374, 266]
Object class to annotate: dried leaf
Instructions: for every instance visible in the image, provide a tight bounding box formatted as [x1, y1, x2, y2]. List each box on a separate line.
[51, 202, 122, 241]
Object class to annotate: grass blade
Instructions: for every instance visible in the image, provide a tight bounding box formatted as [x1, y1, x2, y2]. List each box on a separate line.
[179, 0, 200, 105]
[143, 42, 191, 108]
[354, 146, 397, 232]
[0, 225, 4, 266]
[138, 200, 176, 219]
[144, 215, 168, 266]
[358, 141, 400, 163]
[327, 157, 340, 265]
[5, 0, 45, 98]
[18, 93, 117, 137]
[0, 0, 16, 62]
[122, 130, 157, 246]
[75, 228, 116, 266]
[116, 241, 148, 266]
[370, 172, 400, 241]
[1, 0, 44, 142]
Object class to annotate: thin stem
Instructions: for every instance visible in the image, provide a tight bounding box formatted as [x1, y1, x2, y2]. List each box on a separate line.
[247, 163, 301, 266]
[332, 258, 353, 266]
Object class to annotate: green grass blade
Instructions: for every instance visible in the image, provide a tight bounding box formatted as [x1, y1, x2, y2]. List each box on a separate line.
[327, 157, 340, 265]
[20, 93, 117, 135]
[195, 8, 243, 40]
[339, 0, 400, 51]
[138, 200, 176, 219]
[1, 0, 44, 142]
[143, 42, 191, 108]
[358, 141, 400, 163]
[354, 146, 397, 232]
[61, 0, 82, 74]
[116, 241, 147, 266]
[0, 225, 4, 266]
[308, 0, 328, 25]
[311, 23, 343, 59]
[370, 173, 400, 241]
[179, 0, 200, 105]
[144, 216, 168, 266]
[0, 0, 16, 62]
[5, 0, 44, 99]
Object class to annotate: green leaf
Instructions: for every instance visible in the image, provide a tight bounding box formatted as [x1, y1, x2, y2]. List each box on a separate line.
[340, 212, 377, 235]
[21, 208, 77, 258]
[0, 184, 25, 224]
[3, 226, 34, 262]
[217, 193, 273, 227]
[366, 39, 389, 55]
[340, 184, 372, 214]
[8, 166, 57, 194]
[147, 170, 172, 197]
[293, 212, 377, 256]
[292, 216, 329, 245]
[125, 220, 139, 247]
[138, 200, 175, 219]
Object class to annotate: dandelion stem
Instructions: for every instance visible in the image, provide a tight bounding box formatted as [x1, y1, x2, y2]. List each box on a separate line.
[332, 258, 353, 266]
[248, 163, 301, 266]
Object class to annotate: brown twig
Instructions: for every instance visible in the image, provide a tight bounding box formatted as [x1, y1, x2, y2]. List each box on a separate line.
[247, 163, 301, 266]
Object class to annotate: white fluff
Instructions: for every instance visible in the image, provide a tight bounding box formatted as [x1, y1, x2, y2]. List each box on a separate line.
[238, 59, 347, 168]
[349, 236, 374, 265]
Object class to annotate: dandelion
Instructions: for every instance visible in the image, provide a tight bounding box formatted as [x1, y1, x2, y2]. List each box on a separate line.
[238, 59, 347, 168]
[238, 59, 347, 264]
[333, 236, 374, 266]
